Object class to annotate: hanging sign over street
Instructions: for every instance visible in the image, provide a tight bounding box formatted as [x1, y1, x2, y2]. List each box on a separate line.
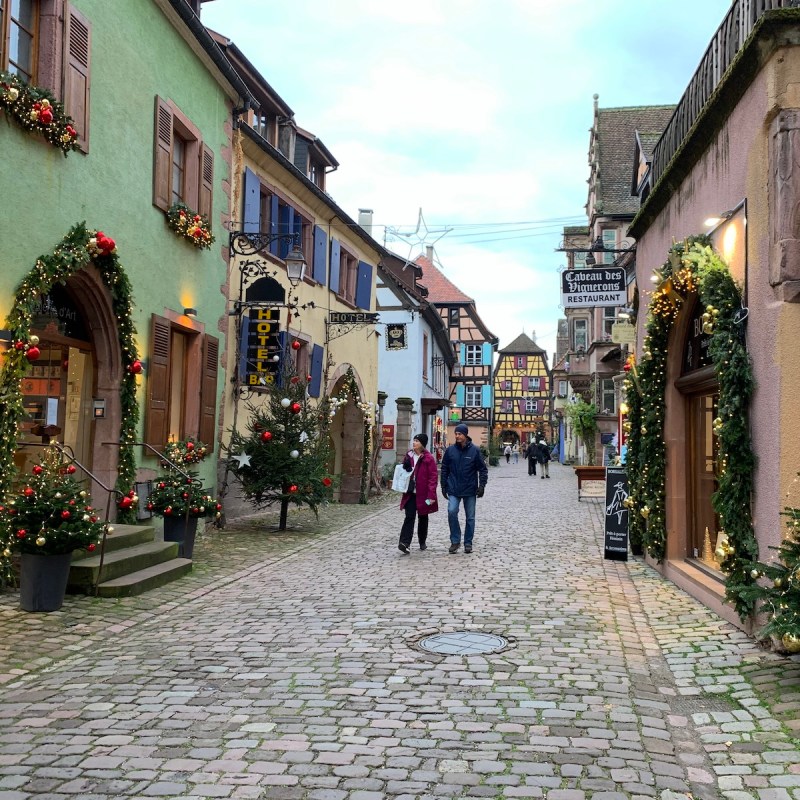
[328, 312, 379, 324]
[561, 268, 626, 307]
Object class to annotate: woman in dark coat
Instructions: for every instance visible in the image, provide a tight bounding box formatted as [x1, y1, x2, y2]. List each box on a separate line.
[398, 433, 439, 553]
[526, 440, 537, 476]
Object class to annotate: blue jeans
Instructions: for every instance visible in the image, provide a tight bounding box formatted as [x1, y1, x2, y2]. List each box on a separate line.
[448, 494, 476, 547]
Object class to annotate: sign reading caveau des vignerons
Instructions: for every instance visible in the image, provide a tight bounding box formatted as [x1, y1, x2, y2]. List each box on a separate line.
[561, 267, 626, 308]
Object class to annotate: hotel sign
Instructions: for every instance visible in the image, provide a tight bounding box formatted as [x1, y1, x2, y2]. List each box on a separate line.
[561, 268, 626, 308]
[240, 307, 281, 388]
[328, 312, 379, 324]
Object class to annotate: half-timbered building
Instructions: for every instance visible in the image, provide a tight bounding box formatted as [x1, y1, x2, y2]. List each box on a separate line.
[415, 248, 498, 448]
[492, 333, 551, 446]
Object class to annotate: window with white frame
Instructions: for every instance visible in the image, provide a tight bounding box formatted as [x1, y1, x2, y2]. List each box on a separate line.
[603, 306, 616, 338]
[529, 376, 541, 391]
[464, 344, 482, 365]
[601, 378, 616, 415]
[558, 379, 568, 397]
[524, 397, 538, 413]
[465, 385, 481, 407]
[573, 318, 588, 350]
[599, 229, 617, 264]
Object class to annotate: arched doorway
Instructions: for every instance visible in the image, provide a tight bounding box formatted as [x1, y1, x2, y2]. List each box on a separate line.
[327, 365, 367, 504]
[15, 269, 121, 497]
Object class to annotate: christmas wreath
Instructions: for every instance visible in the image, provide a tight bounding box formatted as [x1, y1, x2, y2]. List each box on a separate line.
[624, 236, 757, 619]
[0, 71, 79, 155]
[166, 203, 215, 249]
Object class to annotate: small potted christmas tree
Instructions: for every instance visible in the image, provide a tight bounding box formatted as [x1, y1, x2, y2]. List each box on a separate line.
[145, 437, 221, 558]
[747, 480, 800, 654]
[226, 369, 334, 531]
[0, 448, 105, 611]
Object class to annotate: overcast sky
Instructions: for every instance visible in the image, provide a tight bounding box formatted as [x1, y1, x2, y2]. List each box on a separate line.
[202, 0, 732, 362]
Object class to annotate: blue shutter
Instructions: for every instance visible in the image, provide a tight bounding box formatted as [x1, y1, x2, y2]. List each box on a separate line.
[329, 239, 341, 294]
[269, 195, 280, 256]
[481, 342, 493, 366]
[481, 384, 493, 408]
[458, 345, 465, 366]
[355, 261, 373, 309]
[238, 316, 250, 379]
[243, 168, 260, 233]
[312, 226, 327, 284]
[309, 344, 324, 398]
[278, 206, 294, 259]
[456, 384, 465, 407]
[276, 331, 286, 388]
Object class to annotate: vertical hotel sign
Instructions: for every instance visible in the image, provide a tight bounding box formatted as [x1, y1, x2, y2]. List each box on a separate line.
[240, 307, 281, 387]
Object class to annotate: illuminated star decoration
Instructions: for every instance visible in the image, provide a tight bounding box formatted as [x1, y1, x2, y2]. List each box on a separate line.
[232, 453, 252, 468]
[384, 208, 452, 271]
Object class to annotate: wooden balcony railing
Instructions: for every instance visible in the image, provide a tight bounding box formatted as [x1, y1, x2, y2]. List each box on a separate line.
[650, 0, 795, 187]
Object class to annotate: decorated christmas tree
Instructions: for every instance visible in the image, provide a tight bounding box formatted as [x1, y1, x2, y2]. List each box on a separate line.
[226, 368, 333, 530]
[745, 483, 800, 654]
[0, 448, 105, 556]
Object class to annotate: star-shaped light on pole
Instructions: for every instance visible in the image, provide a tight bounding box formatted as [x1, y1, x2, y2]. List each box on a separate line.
[231, 452, 252, 469]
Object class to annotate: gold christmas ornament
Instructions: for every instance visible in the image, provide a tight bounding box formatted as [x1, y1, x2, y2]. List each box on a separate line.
[715, 546, 727, 560]
[640, 506, 650, 519]
[781, 633, 800, 654]
[774, 577, 783, 588]
[35, 536, 46, 547]
[750, 569, 761, 579]
[29, 335, 39, 346]
[641, 426, 647, 435]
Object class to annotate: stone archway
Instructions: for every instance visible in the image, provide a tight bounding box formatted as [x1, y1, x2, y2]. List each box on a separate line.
[327, 364, 367, 504]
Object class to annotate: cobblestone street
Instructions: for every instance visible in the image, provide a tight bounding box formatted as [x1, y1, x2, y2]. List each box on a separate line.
[0, 461, 798, 800]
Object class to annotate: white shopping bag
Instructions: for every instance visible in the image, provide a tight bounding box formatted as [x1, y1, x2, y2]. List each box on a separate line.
[392, 464, 411, 493]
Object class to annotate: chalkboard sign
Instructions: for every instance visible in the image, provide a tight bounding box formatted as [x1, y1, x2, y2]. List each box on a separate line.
[604, 465, 629, 561]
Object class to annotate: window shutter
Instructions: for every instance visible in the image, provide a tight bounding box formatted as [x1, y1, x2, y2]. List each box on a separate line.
[293, 137, 309, 173]
[238, 315, 250, 379]
[243, 167, 260, 233]
[521, 376, 529, 391]
[312, 225, 327, 284]
[198, 143, 214, 221]
[539, 375, 547, 392]
[278, 205, 294, 258]
[63, 6, 91, 152]
[355, 261, 373, 309]
[268, 195, 280, 254]
[455, 384, 465, 407]
[144, 315, 171, 447]
[482, 342, 493, 366]
[309, 344, 324, 398]
[481, 384, 493, 408]
[458, 345, 465, 366]
[153, 97, 173, 211]
[329, 239, 341, 294]
[518, 399, 526, 415]
[198, 335, 219, 448]
[276, 331, 286, 388]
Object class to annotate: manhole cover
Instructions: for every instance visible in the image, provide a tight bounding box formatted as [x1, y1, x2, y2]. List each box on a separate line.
[418, 631, 508, 655]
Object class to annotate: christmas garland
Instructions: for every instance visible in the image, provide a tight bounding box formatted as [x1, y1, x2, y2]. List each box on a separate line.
[625, 237, 757, 619]
[0, 223, 141, 581]
[0, 71, 79, 155]
[166, 203, 215, 249]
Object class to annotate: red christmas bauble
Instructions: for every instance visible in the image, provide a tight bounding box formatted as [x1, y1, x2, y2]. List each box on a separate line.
[290, 376, 300, 384]
[215, 503, 222, 511]
[291, 402, 302, 414]
[89, 516, 97, 522]
[61, 510, 70, 519]
[261, 431, 272, 442]
[288, 484, 298, 493]
[182, 492, 189, 499]
[146, 502, 154, 511]
[165, 507, 173, 515]
[32, 465, 43, 476]
[23, 487, 34, 497]
[186, 441, 194, 450]
[87, 543, 96, 552]
[192, 507, 199, 514]
[158, 482, 166, 489]
[39, 107, 53, 124]
[119, 496, 133, 509]
[69, 500, 75, 506]
[67, 465, 76, 474]
[127, 489, 136, 498]
[623, 362, 632, 372]
[25, 346, 41, 361]
[16, 529, 26, 538]
[14, 340, 25, 351]
[291, 340, 301, 350]
[322, 477, 332, 487]
[129, 360, 143, 375]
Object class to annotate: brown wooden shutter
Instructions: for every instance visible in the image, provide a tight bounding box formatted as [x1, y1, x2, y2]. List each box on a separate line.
[153, 97, 173, 210]
[198, 334, 219, 449]
[145, 315, 171, 448]
[63, 5, 91, 152]
[198, 143, 214, 220]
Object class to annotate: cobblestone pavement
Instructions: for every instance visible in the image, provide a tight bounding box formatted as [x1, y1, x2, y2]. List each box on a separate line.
[0, 461, 798, 800]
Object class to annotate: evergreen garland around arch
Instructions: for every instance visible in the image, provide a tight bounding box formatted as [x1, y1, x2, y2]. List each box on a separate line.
[624, 236, 758, 619]
[0, 223, 141, 582]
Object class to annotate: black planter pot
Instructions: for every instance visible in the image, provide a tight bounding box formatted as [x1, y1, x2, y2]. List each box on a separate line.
[630, 541, 644, 556]
[162, 515, 198, 559]
[19, 551, 73, 612]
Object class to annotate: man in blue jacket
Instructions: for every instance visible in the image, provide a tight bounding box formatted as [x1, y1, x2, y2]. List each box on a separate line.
[440, 423, 488, 554]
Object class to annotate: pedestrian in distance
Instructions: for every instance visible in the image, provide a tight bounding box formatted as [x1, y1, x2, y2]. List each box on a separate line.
[537, 438, 551, 478]
[398, 434, 439, 554]
[527, 439, 537, 476]
[512, 442, 519, 464]
[503, 443, 512, 464]
[521, 442, 528, 461]
[440, 423, 488, 554]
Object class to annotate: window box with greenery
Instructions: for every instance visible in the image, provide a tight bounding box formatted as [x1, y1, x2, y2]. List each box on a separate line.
[166, 202, 215, 249]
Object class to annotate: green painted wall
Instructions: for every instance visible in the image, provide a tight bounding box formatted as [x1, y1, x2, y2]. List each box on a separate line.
[0, 0, 234, 489]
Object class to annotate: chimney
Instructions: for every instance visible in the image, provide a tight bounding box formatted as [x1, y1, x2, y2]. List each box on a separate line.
[425, 245, 434, 263]
[358, 209, 373, 235]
